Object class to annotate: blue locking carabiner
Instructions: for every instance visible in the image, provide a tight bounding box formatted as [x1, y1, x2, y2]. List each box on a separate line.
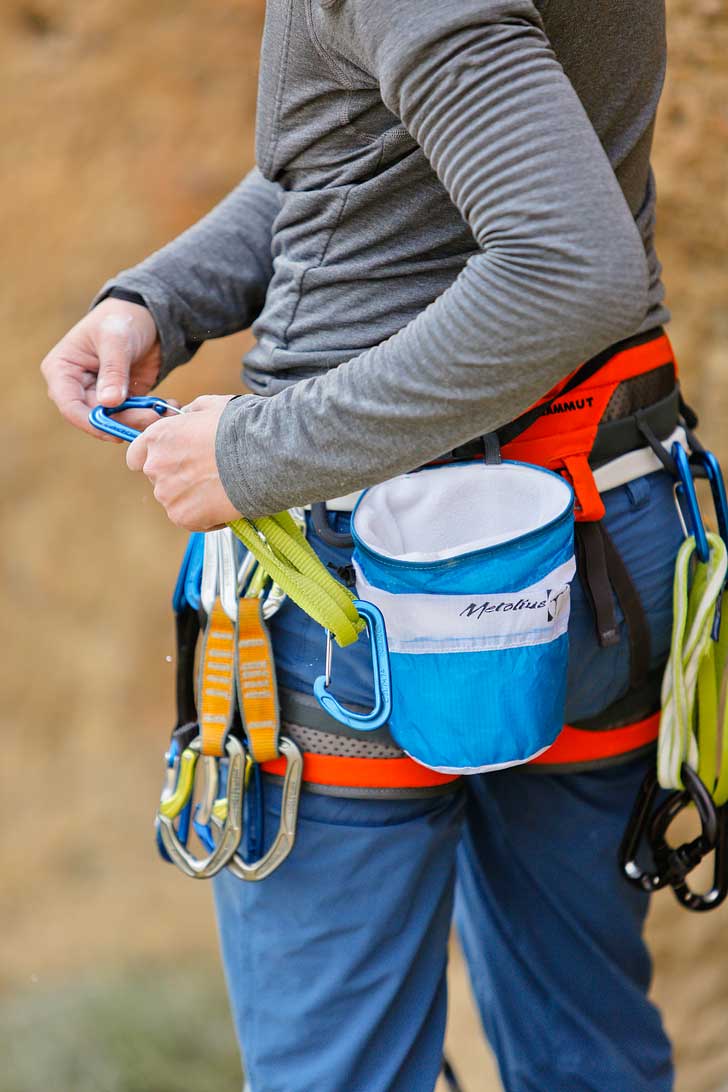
[89, 395, 180, 443]
[673, 442, 710, 564]
[313, 599, 392, 731]
[689, 450, 728, 550]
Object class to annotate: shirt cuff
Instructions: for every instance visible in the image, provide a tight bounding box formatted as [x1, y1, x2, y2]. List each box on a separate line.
[90, 272, 203, 382]
[215, 395, 263, 517]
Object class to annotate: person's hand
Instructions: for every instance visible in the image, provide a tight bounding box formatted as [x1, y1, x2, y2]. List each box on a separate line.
[126, 395, 241, 530]
[41, 297, 163, 439]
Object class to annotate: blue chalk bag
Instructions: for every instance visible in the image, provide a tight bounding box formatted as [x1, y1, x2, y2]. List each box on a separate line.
[351, 461, 576, 773]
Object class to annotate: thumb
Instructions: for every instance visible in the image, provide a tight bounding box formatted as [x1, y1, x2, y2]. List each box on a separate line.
[96, 314, 135, 406]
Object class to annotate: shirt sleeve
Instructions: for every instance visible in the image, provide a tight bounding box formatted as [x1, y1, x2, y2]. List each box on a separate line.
[92, 167, 281, 381]
[217, 0, 650, 517]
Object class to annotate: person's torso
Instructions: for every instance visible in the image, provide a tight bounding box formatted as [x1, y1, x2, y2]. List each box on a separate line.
[245, 0, 668, 395]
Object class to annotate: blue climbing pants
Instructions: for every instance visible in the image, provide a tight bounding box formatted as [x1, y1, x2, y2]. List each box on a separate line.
[213, 472, 681, 1092]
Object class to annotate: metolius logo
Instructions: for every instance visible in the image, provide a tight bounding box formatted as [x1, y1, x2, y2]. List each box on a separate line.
[459, 597, 547, 620]
[458, 586, 569, 623]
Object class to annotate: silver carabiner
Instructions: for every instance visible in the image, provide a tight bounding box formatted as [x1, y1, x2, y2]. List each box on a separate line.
[226, 737, 303, 882]
[157, 735, 246, 879]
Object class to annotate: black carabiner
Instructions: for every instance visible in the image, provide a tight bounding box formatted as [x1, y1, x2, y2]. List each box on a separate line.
[619, 762, 725, 911]
[647, 766, 726, 912]
[619, 766, 668, 893]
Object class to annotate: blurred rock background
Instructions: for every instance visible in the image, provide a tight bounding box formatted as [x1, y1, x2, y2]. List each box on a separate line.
[0, 1, 726, 1089]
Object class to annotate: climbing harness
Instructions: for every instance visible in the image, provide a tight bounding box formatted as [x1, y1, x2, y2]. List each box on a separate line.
[619, 440, 728, 911]
[90, 326, 728, 914]
[310, 329, 685, 771]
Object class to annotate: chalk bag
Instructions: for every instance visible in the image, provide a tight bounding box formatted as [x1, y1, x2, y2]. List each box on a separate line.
[351, 461, 576, 773]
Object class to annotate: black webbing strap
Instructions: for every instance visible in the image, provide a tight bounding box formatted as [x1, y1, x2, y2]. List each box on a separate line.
[575, 522, 620, 648]
[600, 525, 652, 690]
[576, 521, 651, 690]
[175, 604, 200, 728]
[634, 407, 678, 477]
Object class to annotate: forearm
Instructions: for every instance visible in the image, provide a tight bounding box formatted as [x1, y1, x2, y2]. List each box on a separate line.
[217, 4, 649, 516]
[93, 167, 280, 380]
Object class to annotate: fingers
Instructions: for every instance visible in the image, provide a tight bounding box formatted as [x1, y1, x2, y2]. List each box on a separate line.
[126, 429, 150, 472]
[41, 356, 112, 437]
[111, 406, 179, 434]
[183, 394, 235, 414]
[96, 313, 135, 406]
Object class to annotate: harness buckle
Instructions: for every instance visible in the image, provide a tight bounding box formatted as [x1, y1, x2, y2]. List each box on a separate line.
[156, 735, 246, 878]
[313, 600, 392, 732]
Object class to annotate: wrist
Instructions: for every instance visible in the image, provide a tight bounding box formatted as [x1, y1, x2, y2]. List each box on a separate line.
[102, 287, 149, 309]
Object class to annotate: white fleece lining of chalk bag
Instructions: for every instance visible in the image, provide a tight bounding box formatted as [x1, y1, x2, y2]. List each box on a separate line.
[353, 463, 573, 563]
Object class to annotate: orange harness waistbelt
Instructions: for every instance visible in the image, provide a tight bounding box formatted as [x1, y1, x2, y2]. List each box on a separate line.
[500, 330, 677, 521]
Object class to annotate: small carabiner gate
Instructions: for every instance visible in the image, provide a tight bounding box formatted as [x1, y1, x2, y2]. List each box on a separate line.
[672, 442, 710, 563]
[89, 395, 182, 443]
[313, 600, 392, 731]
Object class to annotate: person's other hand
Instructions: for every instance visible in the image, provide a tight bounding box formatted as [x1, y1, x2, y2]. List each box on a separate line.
[41, 297, 163, 439]
[126, 395, 241, 530]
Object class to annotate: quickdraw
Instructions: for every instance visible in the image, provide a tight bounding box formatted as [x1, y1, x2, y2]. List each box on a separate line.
[620, 441, 728, 911]
[90, 397, 387, 882]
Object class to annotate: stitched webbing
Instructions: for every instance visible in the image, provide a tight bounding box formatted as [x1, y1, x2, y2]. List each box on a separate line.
[237, 596, 280, 764]
[658, 532, 728, 803]
[198, 597, 236, 757]
[228, 512, 364, 647]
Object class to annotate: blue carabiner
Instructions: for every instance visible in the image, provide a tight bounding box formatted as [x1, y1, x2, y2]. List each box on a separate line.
[172, 532, 205, 613]
[313, 599, 392, 731]
[89, 395, 179, 443]
[673, 442, 710, 564]
[689, 450, 728, 549]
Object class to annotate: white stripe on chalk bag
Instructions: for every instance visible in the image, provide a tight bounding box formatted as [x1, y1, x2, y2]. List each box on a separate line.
[353, 558, 576, 655]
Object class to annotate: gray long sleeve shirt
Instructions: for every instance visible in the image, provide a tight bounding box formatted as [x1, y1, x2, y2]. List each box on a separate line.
[96, 0, 668, 517]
